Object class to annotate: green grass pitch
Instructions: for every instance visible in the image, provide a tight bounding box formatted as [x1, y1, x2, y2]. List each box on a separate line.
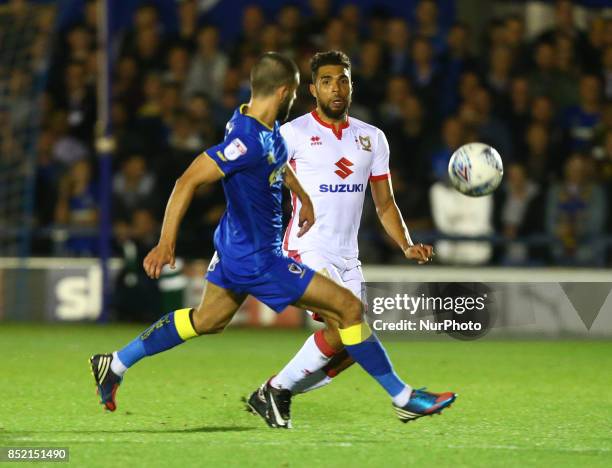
[0, 324, 611, 467]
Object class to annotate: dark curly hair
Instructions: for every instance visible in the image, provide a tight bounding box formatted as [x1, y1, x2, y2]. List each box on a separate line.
[310, 50, 351, 83]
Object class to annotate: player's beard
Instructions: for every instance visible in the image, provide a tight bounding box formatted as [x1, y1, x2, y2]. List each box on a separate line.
[277, 93, 293, 122]
[319, 97, 350, 120]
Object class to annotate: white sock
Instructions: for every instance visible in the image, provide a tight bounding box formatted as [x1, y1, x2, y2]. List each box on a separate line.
[110, 351, 128, 377]
[270, 333, 333, 391]
[291, 370, 333, 394]
[391, 385, 413, 407]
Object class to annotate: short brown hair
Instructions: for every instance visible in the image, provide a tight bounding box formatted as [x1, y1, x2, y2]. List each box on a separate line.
[310, 50, 351, 83]
[250, 52, 299, 97]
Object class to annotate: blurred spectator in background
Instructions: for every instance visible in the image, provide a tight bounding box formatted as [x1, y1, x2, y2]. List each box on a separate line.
[63, 25, 93, 70]
[562, 75, 602, 152]
[156, 113, 202, 197]
[483, 18, 506, 53]
[506, 76, 531, 146]
[389, 95, 433, 183]
[186, 93, 217, 145]
[600, 45, 612, 100]
[163, 44, 190, 91]
[338, 3, 361, 55]
[430, 176, 494, 265]
[385, 17, 411, 76]
[185, 25, 228, 101]
[537, 0, 586, 51]
[530, 95, 562, 158]
[110, 100, 143, 158]
[59, 61, 96, 143]
[112, 154, 155, 223]
[591, 129, 612, 185]
[122, 3, 162, 62]
[523, 122, 555, 187]
[260, 24, 282, 56]
[494, 163, 545, 265]
[379, 76, 411, 127]
[593, 101, 612, 145]
[304, 0, 333, 46]
[49, 110, 89, 168]
[546, 154, 606, 265]
[582, 16, 606, 73]
[277, 4, 302, 53]
[353, 40, 385, 113]
[467, 87, 513, 159]
[173, 0, 199, 49]
[367, 6, 390, 44]
[457, 69, 478, 102]
[181, 183, 226, 258]
[131, 73, 166, 156]
[114, 208, 162, 322]
[322, 18, 349, 55]
[114, 55, 142, 111]
[485, 45, 513, 113]
[414, 0, 445, 55]
[555, 33, 579, 78]
[504, 15, 529, 72]
[54, 159, 98, 256]
[429, 116, 465, 184]
[440, 22, 476, 115]
[409, 36, 441, 112]
[8, 69, 33, 129]
[529, 41, 577, 111]
[25, 0, 612, 266]
[232, 4, 265, 59]
[34, 129, 60, 230]
[130, 24, 166, 74]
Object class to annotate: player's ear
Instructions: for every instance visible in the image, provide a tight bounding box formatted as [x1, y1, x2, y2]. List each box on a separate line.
[309, 83, 317, 99]
[276, 85, 287, 101]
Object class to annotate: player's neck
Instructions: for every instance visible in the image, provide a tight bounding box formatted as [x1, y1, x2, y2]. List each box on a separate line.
[314, 107, 348, 129]
[244, 99, 276, 129]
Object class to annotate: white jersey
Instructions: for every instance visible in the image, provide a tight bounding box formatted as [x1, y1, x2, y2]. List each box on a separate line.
[281, 111, 390, 258]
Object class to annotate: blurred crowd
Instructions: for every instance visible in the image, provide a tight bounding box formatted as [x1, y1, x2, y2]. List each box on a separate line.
[27, 0, 612, 266]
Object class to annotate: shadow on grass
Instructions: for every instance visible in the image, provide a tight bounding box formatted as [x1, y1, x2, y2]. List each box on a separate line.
[2, 426, 256, 435]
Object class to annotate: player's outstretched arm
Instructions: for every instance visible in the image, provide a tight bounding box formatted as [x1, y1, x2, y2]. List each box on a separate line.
[370, 178, 433, 264]
[283, 163, 314, 237]
[144, 153, 224, 279]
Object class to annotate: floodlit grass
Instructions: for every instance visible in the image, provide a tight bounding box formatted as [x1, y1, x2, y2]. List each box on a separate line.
[0, 324, 610, 467]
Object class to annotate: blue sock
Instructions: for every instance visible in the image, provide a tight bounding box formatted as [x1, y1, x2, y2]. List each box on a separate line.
[339, 322, 406, 398]
[116, 308, 198, 369]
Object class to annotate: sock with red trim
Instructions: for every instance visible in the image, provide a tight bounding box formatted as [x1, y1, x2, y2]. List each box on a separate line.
[270, 330, 335, 391]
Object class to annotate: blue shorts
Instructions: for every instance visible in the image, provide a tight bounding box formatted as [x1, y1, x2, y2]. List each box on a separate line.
[205, 251, 316, 313]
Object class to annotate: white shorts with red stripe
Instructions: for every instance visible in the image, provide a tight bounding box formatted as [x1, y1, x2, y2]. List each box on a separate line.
[286, 249, 365, 322]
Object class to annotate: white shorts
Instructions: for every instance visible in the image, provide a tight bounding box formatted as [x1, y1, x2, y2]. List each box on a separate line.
[286, 249, 365, 320]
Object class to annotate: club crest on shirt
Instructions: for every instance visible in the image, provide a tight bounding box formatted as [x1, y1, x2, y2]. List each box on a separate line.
[224, 137, 248, 161]
[358, 135, 372, 152]
[288, 262, 306, 278]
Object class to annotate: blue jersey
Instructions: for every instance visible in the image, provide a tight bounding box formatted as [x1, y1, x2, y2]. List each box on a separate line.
[205, 105, 288, 275]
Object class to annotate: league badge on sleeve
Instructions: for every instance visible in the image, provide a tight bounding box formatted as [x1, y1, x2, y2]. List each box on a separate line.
[224, 138, 248, 161]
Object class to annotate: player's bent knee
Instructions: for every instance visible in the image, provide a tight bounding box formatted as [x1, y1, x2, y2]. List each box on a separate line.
[198, 325, 226, 335]
[191, 309, 228, 335]
[338, 294, 364, 328]
[323, 327, 344, 351]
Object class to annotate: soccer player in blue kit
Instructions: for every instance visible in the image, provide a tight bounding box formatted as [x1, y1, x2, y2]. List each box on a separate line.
[89, 52, 456, 428]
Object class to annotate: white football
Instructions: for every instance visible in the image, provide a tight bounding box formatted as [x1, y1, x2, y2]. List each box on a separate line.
[448, 143, 504, 197]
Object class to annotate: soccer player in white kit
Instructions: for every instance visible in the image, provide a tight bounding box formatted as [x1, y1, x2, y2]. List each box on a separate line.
[247, 51, 435, 417]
